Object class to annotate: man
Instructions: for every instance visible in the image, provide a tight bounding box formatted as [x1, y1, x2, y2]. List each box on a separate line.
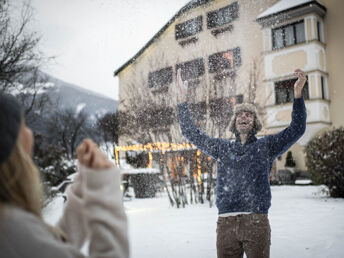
[176, 68, 307, 258]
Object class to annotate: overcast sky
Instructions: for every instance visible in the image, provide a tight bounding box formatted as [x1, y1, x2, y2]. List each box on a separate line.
[23, 0, 190, 100]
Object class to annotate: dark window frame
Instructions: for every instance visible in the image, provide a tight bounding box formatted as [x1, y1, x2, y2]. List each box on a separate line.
[189, 101, 207, 120]
[321, 75, 326, 100]
[275, 77, 309, 105]
[207, 2, 239, 29]
[317, 20, 324, 43]
[175, 16, 203, 40]
[208, 47, 241, 73]
[175, 58, 205, 81]
[272, 20, 305, 50]
[148, 67, 173, 90]
[140, 106, 175, 128]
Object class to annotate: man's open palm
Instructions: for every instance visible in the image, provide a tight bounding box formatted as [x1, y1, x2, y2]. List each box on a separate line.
[293, 69, 307, 98]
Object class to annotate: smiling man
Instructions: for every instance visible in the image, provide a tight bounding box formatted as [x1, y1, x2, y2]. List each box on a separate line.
[176, 68, 307, 258]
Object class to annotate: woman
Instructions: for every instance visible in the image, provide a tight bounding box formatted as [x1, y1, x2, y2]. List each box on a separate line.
[0, 93, 129, 258]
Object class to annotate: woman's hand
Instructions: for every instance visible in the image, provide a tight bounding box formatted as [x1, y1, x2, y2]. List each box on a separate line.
[77, 139, 114, 169]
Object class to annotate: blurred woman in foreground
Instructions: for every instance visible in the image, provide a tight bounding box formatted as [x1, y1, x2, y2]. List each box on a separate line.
[0, 93, 129, 258]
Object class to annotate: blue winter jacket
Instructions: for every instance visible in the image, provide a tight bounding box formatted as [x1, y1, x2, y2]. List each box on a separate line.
[178, 98, 306, 214]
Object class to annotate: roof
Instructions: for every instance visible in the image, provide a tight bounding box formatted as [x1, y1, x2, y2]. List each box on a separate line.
[113, 0, 213, 76]
[257, 0, 326, 21]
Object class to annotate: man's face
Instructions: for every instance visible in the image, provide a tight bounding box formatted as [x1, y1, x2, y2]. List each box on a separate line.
[235, 111, 255, 135]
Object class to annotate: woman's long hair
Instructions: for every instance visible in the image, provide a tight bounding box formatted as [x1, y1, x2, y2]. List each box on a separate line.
[0, 140, 43, 218]
[0, 131, 68, 242]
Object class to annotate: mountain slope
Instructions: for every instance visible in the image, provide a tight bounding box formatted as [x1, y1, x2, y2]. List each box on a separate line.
[43, 73, 118, 118]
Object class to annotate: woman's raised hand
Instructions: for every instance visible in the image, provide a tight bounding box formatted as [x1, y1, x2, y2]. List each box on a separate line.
[77, 139, 114, 169]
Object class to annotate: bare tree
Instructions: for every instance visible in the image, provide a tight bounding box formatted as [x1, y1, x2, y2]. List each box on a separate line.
[47, 108, 97, 159]
[245, 58, 268, 128]
[119, 54, 176, 145]
[97, 112, 119, 144]
[0, 0, 51, 116]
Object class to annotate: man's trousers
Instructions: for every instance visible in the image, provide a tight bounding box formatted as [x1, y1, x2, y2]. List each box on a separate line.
[216, 213, 271, 258]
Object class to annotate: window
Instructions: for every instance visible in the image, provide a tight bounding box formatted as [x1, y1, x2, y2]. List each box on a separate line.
[273, 28, 284, 49]
[142, 107, 174, 127]
[176, 58, 205, 81]
[275, 77, 309, 104]
[321, 75, 327, 100]
[209, 95, 242, 119]
[175, 16, 203, 40]
[317, 20, 324, 42]
[207, 2, 239, 29]
[209, 97, 233, 118]
[208, 47, 241, 73]
[148, 67, 173, 90]
[285, 26, 294, 46]
[295, 22, 305, 43]
[272, 21, 305, 49]
[189, 101, 206, 120]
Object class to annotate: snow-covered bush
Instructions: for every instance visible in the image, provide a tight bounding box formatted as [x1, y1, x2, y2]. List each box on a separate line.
[305, 127, 344, 197]
[33, 140, 77, 201]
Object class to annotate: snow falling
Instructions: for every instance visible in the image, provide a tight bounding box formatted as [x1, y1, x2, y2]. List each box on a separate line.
[3, 0, 343, 257]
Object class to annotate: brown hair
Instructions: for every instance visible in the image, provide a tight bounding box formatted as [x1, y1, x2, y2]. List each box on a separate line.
[0, 127, 67, 242]
[0, 140, 43, 218]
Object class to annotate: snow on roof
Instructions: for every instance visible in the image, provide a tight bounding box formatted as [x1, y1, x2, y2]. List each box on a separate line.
[114, 0, 212, 76]
[257, 0, 314, 19]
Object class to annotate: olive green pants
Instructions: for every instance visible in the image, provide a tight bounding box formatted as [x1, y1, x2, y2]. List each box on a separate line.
[216, 214, 271, 258]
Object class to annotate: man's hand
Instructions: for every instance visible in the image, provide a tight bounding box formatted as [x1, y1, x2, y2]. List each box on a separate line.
[77, 139, 114, 170]
[176, 68, 188, 103]
[293, 69, 307, 98]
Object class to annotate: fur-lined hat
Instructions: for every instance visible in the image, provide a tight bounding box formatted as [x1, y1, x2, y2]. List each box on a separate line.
[229, 103, 262, 134]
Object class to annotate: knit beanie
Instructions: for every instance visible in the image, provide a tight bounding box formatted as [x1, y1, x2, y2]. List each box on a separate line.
[229, 103, 262, 133]
[0, 93, 23, 165]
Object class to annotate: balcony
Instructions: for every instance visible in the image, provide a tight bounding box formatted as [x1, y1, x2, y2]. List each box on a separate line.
[266, 99, 330, 129]
[263, 42, 326, 80]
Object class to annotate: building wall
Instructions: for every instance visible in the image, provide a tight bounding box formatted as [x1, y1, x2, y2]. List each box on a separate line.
[118, 0, 276, 146]
[321, 0, 344, 128]
[116, 0, 343, 172]
[259, 3, 342, 171]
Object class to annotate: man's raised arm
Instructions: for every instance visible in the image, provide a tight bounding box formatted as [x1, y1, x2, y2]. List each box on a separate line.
[267, 69, 307, 159]
[176, 69, 220, 160]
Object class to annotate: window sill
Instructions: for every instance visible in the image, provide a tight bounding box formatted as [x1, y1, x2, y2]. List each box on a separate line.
[264, 39, 326, 55]
[264, 98, 330, 108]
[151, 85, 169, 94]
[212, 70, 236, 81]
[210, 24, 233, 37]
[178, 37, 198, 47]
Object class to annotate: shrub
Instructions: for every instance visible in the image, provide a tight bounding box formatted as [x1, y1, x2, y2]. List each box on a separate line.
[305, 127, 344, 197]
[285, 151, 296, 167]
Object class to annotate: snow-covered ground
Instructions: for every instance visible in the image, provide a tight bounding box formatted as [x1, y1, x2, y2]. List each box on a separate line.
[43, 185, 344, 258]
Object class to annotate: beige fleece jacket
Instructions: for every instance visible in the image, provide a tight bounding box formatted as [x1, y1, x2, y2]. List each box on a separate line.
[0, 164, 129, 258]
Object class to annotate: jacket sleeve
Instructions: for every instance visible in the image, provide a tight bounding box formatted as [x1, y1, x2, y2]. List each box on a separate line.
[58, 165, 129, 258]
[83, 165, 129, 258]
[178, 102, 221, 160]
[0, 166, 129, 258]
[57, 170, 87, 248]
[266, 97, 307, 159]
